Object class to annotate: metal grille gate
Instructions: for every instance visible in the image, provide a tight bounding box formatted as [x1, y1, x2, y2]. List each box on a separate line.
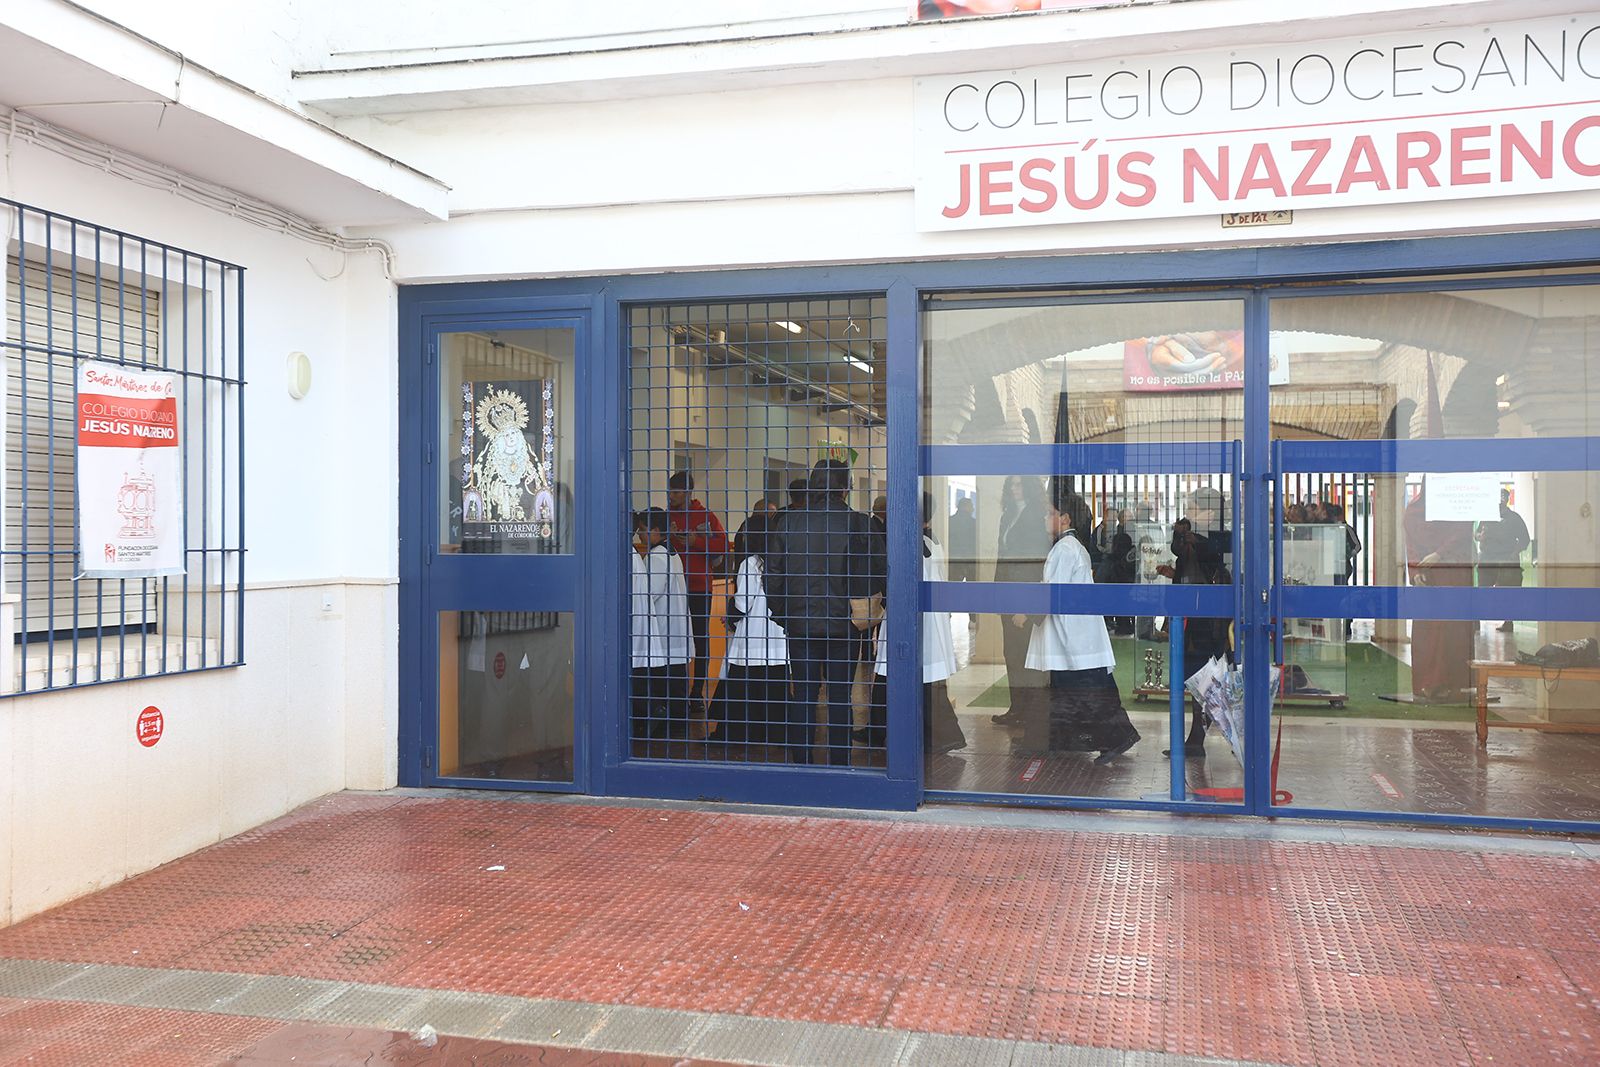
[627, 298, 888, 768]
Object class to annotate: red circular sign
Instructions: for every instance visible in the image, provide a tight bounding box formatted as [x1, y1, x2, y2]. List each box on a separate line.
[492, 652, 506, 680]
[136, 706, 164, 748]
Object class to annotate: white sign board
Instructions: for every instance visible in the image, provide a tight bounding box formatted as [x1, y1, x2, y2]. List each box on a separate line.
[75, 361, 185, 578]
[915, 16, 1600, 229]
[1423, 472, 1500, 523]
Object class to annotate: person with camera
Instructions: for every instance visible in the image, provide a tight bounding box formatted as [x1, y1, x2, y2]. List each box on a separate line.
[1156, 516, 1231, 757]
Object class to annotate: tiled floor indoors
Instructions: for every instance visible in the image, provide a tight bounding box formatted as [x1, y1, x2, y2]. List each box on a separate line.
[2, 792, 1598, 1066]
[928, 616, 1600, 821]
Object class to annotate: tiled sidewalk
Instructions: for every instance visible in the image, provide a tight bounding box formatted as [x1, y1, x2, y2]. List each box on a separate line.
[1, 792, 1598, 1066]
[0, 993, 741, 1065]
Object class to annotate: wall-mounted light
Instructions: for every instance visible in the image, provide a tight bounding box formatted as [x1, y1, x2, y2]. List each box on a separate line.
[287, 351, 313, 399]
[773, 320, 804, 334]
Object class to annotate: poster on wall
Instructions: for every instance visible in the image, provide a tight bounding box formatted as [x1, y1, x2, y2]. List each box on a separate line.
[1122, 330, 1290, 391]
[75, 361, 184, 579]
[455, 380, 558, 551]
[1423, 472, 1501, 523]
[1132, 521, 1173, 585]
[912, 1, 1079, 20]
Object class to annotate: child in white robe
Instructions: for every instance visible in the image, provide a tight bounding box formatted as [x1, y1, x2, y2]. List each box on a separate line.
[1023, 488, 1140, 764]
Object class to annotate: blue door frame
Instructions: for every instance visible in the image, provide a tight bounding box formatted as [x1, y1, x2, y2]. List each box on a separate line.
[399, 227, 1600, 832]
[399, 294, 604, 793]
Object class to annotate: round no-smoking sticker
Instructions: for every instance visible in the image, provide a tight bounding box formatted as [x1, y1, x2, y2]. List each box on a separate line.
[136, 706, 164, 747]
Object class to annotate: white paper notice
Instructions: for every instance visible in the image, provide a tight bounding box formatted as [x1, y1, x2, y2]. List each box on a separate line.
[75, 361, 185, 579]
[1424, 473, 1500, 524]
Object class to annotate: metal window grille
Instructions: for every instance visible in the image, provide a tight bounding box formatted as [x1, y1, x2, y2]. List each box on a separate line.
[628, 298, 887, 768]
[1, 198, 245, 693]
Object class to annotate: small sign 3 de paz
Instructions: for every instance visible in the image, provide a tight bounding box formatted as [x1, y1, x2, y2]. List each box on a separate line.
[1222, 210, 1293, 227]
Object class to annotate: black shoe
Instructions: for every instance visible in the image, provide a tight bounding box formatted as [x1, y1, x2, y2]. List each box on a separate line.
[1095, 736, 1138, 765]
[990, 711, 1024, 726]
[1162, 743, 1207, 758]
[1497, 621, 1514, 633]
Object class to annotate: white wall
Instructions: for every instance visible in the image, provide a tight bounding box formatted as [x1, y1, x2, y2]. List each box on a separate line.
[0, 129, 400, 926]
[339, 62, 1599, 281]
[318, 0, 906, 55]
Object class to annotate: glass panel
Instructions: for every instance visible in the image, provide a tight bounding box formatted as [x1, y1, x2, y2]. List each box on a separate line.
[926, 473, 1236, 584]
[1275, 617, 1600, 820]
[1269, 281, 1600, 822]
[1269, 285, 1600, 442]
[924, 292, 1248, 803]
[933, 611, 1243, 804]
[923, 298, 1247, 445]
[1274, 471, 1597, 588]
[439, 328, 576, 554]
[627, 299, 888, 768]
[437, 611, 575, 782]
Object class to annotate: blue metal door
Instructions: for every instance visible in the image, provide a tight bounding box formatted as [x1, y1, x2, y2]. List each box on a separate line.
[402, 299, 596, 792]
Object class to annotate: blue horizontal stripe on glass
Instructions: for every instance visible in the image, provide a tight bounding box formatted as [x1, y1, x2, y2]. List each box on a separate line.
[1280, 584, 1600, 623]
[922, 442, 1235, 477]
[923, 580, 1233, 617]
[1277, 436, 1600, 475]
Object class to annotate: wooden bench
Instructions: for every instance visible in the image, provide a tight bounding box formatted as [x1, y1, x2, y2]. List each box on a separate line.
[1472, 660, 1600, 747]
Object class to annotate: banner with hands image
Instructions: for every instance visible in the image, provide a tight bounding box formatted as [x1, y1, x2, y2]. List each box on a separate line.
[75, 361, 185, 579]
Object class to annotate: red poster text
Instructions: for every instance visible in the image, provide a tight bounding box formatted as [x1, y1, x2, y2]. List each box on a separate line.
[77, 393, 180, 449]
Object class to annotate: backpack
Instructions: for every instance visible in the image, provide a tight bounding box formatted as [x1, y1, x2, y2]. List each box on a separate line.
[1517, 637, 1599, 670]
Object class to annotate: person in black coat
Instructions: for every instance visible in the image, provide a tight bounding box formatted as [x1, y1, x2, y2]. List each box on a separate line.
[1156, 517, 1231, 757]
[765, 460, 885, 765]
[1476, 488, 1529, 632]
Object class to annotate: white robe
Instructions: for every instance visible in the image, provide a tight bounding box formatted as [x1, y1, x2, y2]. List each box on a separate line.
[725, 556, 788, 667]
[1025, 533, 1116, 673]
[631, 543, 692, 668]
[876, 536, 956, 683]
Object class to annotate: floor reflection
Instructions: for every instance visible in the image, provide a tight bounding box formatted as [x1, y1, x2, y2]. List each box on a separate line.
[929, 616, 1600, 820]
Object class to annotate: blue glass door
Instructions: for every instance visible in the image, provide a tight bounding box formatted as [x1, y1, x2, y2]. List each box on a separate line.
[1263, 278, 1600, 828]
[920, 291, 1254, 812]
[419, 312, 589, 791]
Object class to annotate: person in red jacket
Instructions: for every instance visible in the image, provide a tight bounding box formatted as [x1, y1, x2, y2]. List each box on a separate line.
[667, 472, 729, 703]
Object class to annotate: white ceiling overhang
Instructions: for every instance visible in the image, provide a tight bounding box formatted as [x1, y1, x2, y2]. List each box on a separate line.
[292, 0, 1590, 116]
[0, 1, 449, 228]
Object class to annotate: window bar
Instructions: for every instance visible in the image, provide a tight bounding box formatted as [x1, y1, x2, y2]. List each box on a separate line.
[200, 254, 209, 669]
[138, 236, 150, 676]
[235, 265, 246, 665]
[160, 245, 171, 677]
[87, 222, 102, 679]
[218, 257, 226, 669]
[53, 217, 65, 688]
[16, 209, 29, 692]
[1365, 473, 1375, 587]
[116, 230, 128, 679]
[180, 252, 190, 671]
[84, 220, 100, 682]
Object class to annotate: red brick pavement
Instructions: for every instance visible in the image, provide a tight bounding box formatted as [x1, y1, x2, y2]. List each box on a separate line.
[1, 793, 1598, 1065]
